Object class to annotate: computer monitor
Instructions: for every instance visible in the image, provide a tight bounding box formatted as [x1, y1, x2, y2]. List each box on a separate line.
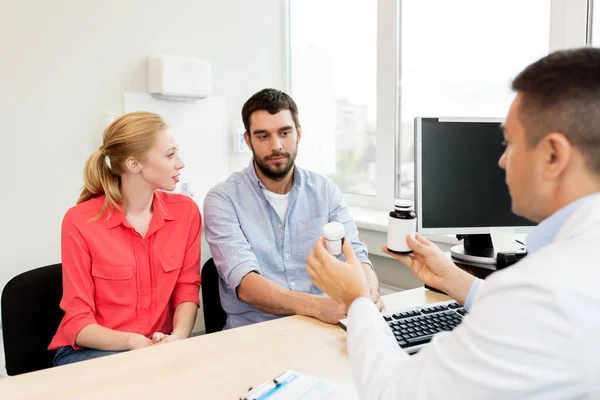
[414, 117, 536, 264]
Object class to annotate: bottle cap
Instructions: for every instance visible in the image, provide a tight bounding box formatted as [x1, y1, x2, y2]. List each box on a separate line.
[323, 222, 345, 240]
[394, 199, 413, 209]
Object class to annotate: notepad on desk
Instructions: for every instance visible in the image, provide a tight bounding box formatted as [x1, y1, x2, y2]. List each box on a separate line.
[241, 370, 359, 400]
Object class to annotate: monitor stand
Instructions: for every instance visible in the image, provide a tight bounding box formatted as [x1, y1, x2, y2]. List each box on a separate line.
[450, 234, 526, 266]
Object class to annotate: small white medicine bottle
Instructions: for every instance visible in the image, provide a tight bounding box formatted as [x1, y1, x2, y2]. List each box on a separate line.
[386, 199, 417, 254]
[323, 222, 345, 256]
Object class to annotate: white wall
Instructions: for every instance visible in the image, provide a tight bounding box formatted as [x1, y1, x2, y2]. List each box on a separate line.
[0, 0, 283, 296]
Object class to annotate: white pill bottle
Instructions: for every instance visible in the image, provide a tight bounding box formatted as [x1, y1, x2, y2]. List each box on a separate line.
[386, 199, 417, 254]
[323, 222, 345, 256]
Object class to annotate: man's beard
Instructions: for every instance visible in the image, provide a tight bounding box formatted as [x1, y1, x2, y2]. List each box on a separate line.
[252, 148, 297, 181]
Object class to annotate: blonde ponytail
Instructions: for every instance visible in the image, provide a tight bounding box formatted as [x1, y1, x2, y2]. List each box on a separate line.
[78, 148, 123, 221]
[77, 111, 167, 221]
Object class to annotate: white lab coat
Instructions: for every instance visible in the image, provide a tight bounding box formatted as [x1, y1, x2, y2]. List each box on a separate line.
[346, 195, 600, 399]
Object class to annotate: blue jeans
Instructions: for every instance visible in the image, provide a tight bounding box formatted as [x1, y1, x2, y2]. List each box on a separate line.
[53, 346, 124, 366]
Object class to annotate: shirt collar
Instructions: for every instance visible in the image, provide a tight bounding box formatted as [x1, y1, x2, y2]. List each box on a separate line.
[526, 192, 600, 254]
[105, 191, 175, 229]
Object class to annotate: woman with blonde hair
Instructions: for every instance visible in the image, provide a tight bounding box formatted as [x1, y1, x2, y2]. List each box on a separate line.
[49, 111, 201, 366]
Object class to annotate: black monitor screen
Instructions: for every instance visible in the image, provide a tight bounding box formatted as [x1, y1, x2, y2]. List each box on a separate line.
[419, 118, 533, 229]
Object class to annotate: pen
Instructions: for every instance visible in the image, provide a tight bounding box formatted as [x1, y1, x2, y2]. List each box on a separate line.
[242, 371, 297, 400]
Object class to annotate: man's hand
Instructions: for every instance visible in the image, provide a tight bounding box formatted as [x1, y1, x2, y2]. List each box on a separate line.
[312, 296, 347, 324]
[307, 238, 371, 312]
[382, 233, 474, 304]
[369, 285, 385, 312]
[362, 263, 385, 312]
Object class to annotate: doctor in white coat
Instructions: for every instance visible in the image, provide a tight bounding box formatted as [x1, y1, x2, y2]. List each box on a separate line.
[306, 47, 600, 399]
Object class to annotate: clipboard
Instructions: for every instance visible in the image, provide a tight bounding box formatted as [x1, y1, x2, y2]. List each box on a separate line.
[241, 370, 359, 400]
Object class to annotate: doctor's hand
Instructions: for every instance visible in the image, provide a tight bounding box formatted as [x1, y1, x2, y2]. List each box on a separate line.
[382, 233, 474, 305]
[307, 238, 371, 312]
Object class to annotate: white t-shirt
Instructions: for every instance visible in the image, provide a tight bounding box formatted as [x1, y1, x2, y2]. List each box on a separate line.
[263, 188, 290, 223]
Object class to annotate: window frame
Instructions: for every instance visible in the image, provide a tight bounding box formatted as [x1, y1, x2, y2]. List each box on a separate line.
[285, 0, 590, 212]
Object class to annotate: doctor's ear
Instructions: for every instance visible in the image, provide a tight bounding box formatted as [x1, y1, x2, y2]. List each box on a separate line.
[542, 132, 572, 180]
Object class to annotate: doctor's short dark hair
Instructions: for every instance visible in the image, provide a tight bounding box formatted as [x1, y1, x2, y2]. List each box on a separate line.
[241, 89, 300, 134]
[512, 47, 600, 174]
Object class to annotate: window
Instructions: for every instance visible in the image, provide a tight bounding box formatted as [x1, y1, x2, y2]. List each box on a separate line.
[290, 0, 378, 197]
[593, 0, 600, 44]
[398, 0, 552, 200]
[288, 0, 590, 210]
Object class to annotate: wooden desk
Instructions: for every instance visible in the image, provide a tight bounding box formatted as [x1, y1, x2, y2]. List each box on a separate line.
[0, 288, 449, 400]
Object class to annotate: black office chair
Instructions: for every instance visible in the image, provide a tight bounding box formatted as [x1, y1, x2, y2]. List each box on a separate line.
[201, 258, 227, 334]
[1, 263, 64, 375]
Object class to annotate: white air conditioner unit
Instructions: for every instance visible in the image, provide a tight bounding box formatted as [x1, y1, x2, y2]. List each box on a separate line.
[147, 55, 212, 101]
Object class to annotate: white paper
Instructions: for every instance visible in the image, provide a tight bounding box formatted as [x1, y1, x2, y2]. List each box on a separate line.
[490, 227, 517, 253]
[244, 371, 359, 400]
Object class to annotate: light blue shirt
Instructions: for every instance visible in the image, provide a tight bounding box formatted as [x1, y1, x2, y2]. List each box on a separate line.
[203, 161, 371, 329]
[464, 192, 600, 310]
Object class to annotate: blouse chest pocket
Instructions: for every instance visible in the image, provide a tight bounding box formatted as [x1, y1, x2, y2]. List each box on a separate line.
[91, 263, 136, 307]
[160, 256, 183, 274]
[157, 256, 183, 298]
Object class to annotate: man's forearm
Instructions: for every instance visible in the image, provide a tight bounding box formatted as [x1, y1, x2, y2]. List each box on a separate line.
[361, 263, 380, 292]
[171, 302, 198, 339]
[237, 272, 324, 318]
